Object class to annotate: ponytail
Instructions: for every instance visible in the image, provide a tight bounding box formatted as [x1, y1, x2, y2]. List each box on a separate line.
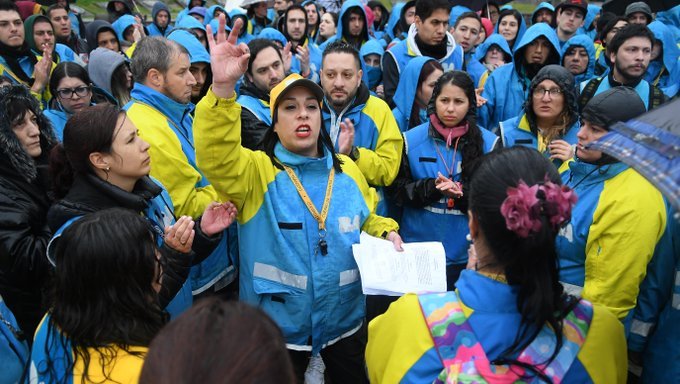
[49, 143, 75, 200]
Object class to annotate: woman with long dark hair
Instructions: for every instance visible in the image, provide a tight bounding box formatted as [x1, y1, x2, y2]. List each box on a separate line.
[0, 85, 57, 339]
[368, 147, 627, 383]
[48, 104, 236, 318]
[392, 57, 443, 132]
[30, 208, 167, 383]
[388, 71, 499, 289]
[193, 17, 402, 383]
[500, 65, 579, 173]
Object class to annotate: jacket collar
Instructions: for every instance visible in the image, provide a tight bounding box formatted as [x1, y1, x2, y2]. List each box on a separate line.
[456, 269, 518, 313]
[130, 83, 194, 127]
[274, 141, 333, 169]
[567, 159, 628, 187]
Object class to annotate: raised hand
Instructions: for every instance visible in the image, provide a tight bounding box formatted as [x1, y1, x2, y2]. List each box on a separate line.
[282, 42, 293, 73]
[200, 201, 238, 237]
[164, 216, 196, 254]
[548, 139, 575, 162]
[206, 14, 251, 98]
[296, 45, 310, 77]
[31, 46, 52, 93]
[337, 118, 355, 155]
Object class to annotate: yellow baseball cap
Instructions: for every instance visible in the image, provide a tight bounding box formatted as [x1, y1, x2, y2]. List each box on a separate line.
[269, 73, 324, 119]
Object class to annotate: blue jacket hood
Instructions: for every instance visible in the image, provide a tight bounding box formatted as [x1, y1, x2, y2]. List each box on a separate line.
[152, 2, 170, 22]
[450, 5, 472, 26]
[648, 21, 680, 76]
[112, 14, 136, 42]
[176, 15, 207, 32]
[168, 30, 210, 64]
[561, 34, 596, 85]
[360, 39, 384, 58]
[656, 5, 680, 40]
[474, 33, 513, 62]
[385, 2, 405, 41]
[204, 5, 228, 25]
[393, 56, 435, 127]
[336, 0, 370, 43]
[584, 4, 601, 31]
[531, 2, 555, 24]
[207, 19, 231, 36]
[494, 11, 527, 48]
[258, 28, 287, 46]
[228, 8, 252, 38]
[512, 23, 562, 67]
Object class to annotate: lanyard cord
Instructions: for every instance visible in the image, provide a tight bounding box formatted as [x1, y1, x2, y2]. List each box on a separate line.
[433, 136, 462, 179]
[283, 165, 335, 232]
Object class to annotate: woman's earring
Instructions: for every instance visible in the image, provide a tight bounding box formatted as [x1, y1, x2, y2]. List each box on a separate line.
[466, 233, 473, 243]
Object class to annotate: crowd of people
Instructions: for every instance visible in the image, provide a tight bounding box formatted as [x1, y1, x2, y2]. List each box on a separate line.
[0, 0, 678, 383]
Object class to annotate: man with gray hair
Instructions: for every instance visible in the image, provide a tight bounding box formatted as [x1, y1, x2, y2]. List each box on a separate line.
[125, 36, 237, 299]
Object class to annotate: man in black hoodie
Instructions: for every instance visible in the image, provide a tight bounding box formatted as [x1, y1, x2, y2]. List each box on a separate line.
[237, 39, 286, 150]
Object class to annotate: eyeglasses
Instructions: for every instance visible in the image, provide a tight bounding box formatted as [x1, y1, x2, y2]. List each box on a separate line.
[56, 85, 91, 99]
[533, 88, 563, 98]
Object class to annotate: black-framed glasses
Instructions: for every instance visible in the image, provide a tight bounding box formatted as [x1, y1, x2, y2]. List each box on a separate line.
[533, 88, 563, 98]
[56, 85, 91, 99]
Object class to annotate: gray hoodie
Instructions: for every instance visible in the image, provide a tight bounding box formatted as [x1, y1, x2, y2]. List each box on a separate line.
[87, 47, 126, 95]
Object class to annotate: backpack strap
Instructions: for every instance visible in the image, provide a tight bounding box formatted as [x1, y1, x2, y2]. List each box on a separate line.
[649, 85, 666, 110]
[516, 299, 595, 384]
[578, 77, 603, 112]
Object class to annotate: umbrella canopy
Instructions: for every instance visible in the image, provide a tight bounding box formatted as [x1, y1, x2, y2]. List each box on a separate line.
[602, 0, 678, 15]
[449, 0, 513, 12]
[588, 99, 680, 213]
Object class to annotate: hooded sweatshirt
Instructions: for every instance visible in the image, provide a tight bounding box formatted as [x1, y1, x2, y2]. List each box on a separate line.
[228, 9, 254, 45]
[500, 65, 580, 172]
[87, 47, 126, 101]
[106, 0, 133, 23]
[531, 2, 555, 25]
[646, 21, 680, 98]
[112, 14, 137, 43]
[23, 15, 80, 65]
[392, 56, 435, 132]
[360, 39, 384, 92]
[148, 2, 173, 37]
[320, 0, 373, 51]
[479, 23, 562, 131]
[383, 21, 464, 108]
[85, 20, 119, 53]
[561, 34, 596, 86]
[493, 10, 527, 51]
[656, 6, 680, 42]
[204, 5, 228, 26]
[578, 4, 601, 41]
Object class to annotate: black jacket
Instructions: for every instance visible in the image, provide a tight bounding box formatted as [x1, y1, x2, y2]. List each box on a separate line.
[0, 86, 57, 338]
[239, 79, 272, 151]
[48, 174, 222, 309]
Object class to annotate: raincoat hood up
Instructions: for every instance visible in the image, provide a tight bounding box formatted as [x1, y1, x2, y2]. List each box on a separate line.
[562, 34, 596, 86]
[392, 56, 436, 132]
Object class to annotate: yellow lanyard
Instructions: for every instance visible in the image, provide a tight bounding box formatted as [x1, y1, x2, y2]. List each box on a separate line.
[283, 165, 335, 255]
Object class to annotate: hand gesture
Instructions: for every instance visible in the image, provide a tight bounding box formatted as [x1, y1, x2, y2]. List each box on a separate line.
[164, 216, 195, 254]
[548, 139, 574, 162]
[296, 45, 310, 77]
[435, 172, 463, 198]
[200, 201, 238, 237]
[475, 88, 487, 107]
[31, 46, 52, 93]
[387, 231, 404, 252]
[206, 14, 251, 98]
[375, 84, 385, 99]
[282, 42, 293, 73]
[337, 118, 355, 155]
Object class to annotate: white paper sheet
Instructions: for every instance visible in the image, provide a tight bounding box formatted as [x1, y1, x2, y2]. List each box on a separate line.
[352, 232, 447, 296]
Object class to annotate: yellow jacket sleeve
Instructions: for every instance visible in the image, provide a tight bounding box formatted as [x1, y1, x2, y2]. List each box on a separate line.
[355, 97, 404, 187]
[126, 102, 219, 218]
[582, 169, 666, 320]
[577, 303, 628, 383]
[340, 154, 399, 237]
[193, 88, 276, 224]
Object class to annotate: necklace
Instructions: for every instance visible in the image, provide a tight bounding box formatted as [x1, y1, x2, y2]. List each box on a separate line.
[433, 136, 462, 209]
[283, 165, 334, 256]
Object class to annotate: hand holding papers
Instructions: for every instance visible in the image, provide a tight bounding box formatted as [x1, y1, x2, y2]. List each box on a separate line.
[352, 232, 447, 296]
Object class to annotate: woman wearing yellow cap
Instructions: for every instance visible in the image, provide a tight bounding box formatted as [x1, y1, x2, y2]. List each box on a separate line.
[193, 15, 402, 383]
